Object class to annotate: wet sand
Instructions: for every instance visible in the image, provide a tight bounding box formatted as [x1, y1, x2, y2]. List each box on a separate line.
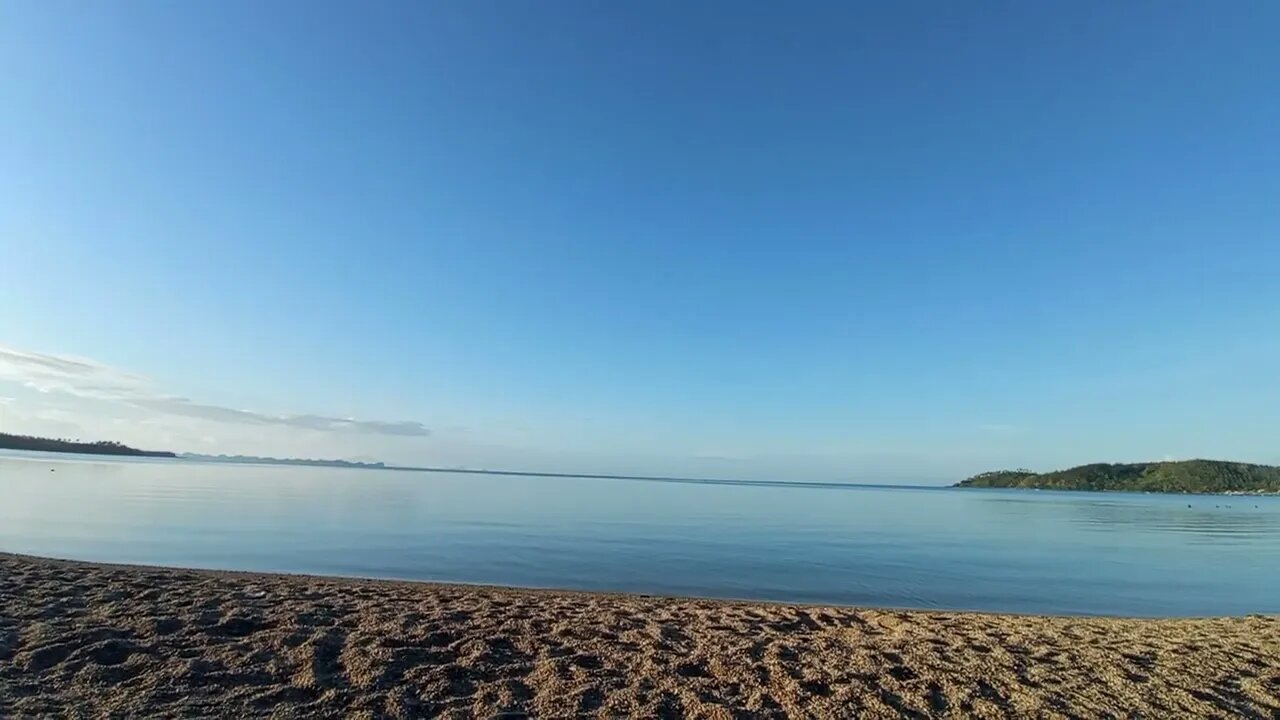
[1, 553, 1277, 718]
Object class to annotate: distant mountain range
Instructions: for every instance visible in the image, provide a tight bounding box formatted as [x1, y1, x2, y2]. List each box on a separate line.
[0, 432, 176, 458]
[180, 453, 386, 469]
[956, 460, 1280, 495]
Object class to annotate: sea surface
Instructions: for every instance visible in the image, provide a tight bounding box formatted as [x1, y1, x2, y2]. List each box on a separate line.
[2, 451, 1278, 617]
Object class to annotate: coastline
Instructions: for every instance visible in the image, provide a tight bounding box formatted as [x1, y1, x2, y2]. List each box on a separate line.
[2, 553, 1277, 718]
[955, 485, 1280, 497]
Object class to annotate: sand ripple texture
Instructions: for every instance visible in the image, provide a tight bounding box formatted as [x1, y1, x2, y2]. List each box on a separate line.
[1, 554, 1278, 718]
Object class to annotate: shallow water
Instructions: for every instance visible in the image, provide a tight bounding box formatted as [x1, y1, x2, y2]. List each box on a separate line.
[2, 452, 1278, 616]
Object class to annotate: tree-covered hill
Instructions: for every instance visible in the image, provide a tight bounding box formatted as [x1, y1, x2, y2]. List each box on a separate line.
[955, 460, 1280, 494]
[0, 432, 176, 458]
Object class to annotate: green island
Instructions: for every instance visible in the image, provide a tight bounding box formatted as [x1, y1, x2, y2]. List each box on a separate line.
[955, 460, 1280, 495]
[0, 432, 176, 458]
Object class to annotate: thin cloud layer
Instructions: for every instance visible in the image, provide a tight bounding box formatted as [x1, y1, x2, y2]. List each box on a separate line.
[0, 344, 430, 437]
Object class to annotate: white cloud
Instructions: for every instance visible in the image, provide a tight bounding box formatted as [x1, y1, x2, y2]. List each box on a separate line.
[0, 345, 149, 398]
[0, 343, 429, 437]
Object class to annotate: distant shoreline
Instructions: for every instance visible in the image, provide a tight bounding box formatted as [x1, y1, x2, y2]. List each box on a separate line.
[4, 446, 938, 490]
[180, 453, 386, 469]
[0, 432, 175, 458]
[384, 465, 931, 491]
[958, 485, 1280, 497]
[7, 442, 1280, 496]
[10, 445, 1280, 495]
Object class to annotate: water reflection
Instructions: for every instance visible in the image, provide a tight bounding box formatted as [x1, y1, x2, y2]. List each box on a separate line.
[2, 455, 1279, 616]
[970, 491, 1280, 542]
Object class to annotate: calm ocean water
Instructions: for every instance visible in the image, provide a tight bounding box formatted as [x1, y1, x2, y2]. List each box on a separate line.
[2, 452, 1278, 617]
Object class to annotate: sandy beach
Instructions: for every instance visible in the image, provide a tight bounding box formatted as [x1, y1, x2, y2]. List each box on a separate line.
[1, 553, 1277, 718]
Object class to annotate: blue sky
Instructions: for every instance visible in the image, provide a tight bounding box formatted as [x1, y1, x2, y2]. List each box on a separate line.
[2, 1, 1278, 481]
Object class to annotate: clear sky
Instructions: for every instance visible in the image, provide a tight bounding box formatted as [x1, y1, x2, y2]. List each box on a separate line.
[2, 1, 1278, 482]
